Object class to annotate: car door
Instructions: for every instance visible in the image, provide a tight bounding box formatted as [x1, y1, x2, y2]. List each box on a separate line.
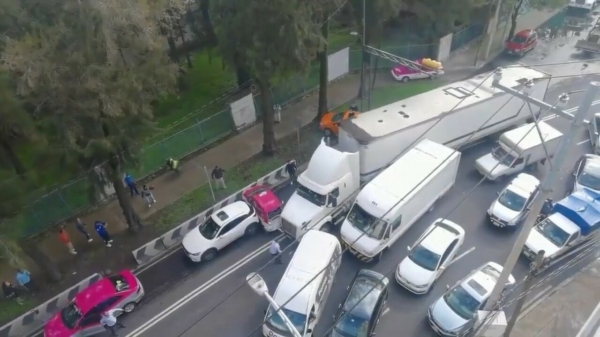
[77, 306, 104, 336]
[439, 239, 460, 278]
[215, 218, 242, 249]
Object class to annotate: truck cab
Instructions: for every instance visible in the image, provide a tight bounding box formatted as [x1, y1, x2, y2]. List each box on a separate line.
[475, 122, 563, 181]
[523, 189, 600, 264]
[280, 139, 360, 239]
[242, 185, 283, 232]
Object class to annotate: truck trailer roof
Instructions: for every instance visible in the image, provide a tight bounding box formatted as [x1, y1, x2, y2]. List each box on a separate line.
[357, 139, 458, 216]
[553, 189, 600, 236]
[339, 65, 548, 143]
[499, 121, 562, 154]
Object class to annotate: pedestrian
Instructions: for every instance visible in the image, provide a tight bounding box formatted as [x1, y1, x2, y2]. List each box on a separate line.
[94, 220, 113, 247]
[2, 281, 23, 305]
[100, 309, 125, 336]
[285, 160, 297, 184]
[16, 269, 38, 292]
[211, 166, 226, 190]
[58, 226, 77, 255]
[75, 218, 93, 242]
[141, 185, 156, 208]
[123, 173, 139, 197]
[165, 158, 179, 172]
[269, 240, 283, 264]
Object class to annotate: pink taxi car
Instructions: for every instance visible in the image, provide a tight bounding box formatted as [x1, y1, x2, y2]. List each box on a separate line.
[391, 58, 444, 82]
[44, 270, 144, 337]
[243, 184, 283, 232]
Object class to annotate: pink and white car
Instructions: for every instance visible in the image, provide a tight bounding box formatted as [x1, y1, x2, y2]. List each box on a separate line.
[391, 58, 444, 82]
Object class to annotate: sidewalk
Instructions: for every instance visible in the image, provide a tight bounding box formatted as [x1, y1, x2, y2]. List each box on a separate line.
[511, 258, 600, 337]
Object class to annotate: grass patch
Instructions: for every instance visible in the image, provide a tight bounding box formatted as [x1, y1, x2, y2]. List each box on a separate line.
[335, 80, 443, 112]
[0, 297, 35, 325]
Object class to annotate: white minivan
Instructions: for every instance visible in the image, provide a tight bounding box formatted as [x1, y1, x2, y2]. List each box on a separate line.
[263, 230, 342, 337]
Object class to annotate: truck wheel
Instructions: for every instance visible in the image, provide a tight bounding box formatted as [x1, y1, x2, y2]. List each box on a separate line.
[320, 222, 332, 233]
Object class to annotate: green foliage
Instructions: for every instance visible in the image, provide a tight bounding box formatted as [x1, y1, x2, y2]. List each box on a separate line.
[403, 0, 487, 38]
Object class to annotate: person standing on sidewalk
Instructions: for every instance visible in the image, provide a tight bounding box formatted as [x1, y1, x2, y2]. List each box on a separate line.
[285, 160, 297, 185]
[211, 166, 226, 190]
[75, 218, 93, 242]
[15, 269, 38, 292]
[269, 240, 283, 264]
[58, 226, 77, 255]
[123, 173, 139, 197]
[100, 309, 125, 336]
[94, 220, 113, 247]
[141, 185, 156, 208]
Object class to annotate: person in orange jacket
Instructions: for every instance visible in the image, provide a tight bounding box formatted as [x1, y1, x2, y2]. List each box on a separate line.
[58, 226, 77, 255]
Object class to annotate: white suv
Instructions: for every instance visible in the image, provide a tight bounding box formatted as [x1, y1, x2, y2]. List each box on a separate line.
[396, 218, 465, 294]
[182, 201, 259, 262]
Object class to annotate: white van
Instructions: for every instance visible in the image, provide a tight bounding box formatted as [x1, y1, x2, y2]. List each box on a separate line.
[340, 139, 461, 262]
[263, 230, 342, 337]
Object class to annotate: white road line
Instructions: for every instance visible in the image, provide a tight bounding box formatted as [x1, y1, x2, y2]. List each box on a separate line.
[576, 301, 600, 337]
[126, 235, 284, 337]
[579, 139, 591, 145]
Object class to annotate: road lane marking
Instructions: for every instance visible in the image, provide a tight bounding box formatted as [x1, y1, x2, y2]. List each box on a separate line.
[579, 139, 591, 145]
[126, 234, 284, 337]
[576, 301, 600, 337]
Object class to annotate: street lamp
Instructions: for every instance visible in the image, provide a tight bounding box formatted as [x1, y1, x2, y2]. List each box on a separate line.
[246, 273, 302, 337]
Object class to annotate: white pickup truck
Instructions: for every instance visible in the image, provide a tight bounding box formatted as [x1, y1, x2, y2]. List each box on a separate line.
[523, 189, 600, 266]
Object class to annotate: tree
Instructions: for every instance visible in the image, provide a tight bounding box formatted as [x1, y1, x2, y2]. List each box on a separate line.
[212, 0, 320, 155]
[3, 0, 179, 233]
[506, 0, 566, 41]
[159, 0, 193, 67]
[317, 16, 330, 119]
[0, 73, 36, 177]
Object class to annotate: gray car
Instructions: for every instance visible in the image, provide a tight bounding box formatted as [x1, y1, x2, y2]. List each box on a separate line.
[427, 262, 515, 336]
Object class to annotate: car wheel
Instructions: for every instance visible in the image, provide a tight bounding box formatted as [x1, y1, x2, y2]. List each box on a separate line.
[245, 222, 260, 236]
[123, 302, 136, 313]
[202, 249, 217, 261]
[324, 128, 333, 137]
[401, 76, 409, 83]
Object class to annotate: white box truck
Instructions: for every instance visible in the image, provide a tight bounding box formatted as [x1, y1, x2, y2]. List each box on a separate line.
[475, 121, 563, 181]
[338, 65, 550, 182]
[280, 66, 549, 240]
[339, 139, 461, 262]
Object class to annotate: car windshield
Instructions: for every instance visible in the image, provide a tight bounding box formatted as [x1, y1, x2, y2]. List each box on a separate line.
[346, 203, 388, 240]
[443, 285, 481, 320]
[266, 307, 306, 335]
[60, 302, 82, 329]
[511, 35, 527, 44]
[491, 147, 516, 167]
[408, 245, 441, 271]
[535, 219, 570, 247]
[497, 189, 527, 212]
[578, 166, 600, 191]
[296, 184, 327, 207]
[334, 312, 370, 337]
[198, 217, 221, 240]
[107, 274, 130, 292]
[332, 112, 344, 123]
[268, 207, 283, 219]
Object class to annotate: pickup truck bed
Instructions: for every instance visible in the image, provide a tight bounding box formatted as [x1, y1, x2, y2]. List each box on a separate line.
[576, 40, 600, 54]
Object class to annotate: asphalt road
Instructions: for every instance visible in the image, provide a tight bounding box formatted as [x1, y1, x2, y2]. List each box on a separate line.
[32, 21, 600, 337]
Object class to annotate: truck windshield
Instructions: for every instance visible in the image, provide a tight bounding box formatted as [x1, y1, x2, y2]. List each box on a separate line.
[566, 6, 591, 18]
[296, 184, 327, 206]
[535, 219, 570, 247]
[266, 306, 306, 335]
[347, 203, 387, 240]
[497, 189, 526, 212]
[491, 147, 516, 167]
[579, 166, 600, 191]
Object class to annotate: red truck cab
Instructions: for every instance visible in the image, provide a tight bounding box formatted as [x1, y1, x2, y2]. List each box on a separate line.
[243, 185, 283, 232]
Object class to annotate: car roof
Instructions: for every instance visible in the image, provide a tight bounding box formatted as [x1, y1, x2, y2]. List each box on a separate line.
[419, 219, 463, 256]
[342, 270, 388, 319]
[244, 185, 281, 210]
[211, 201, 250, 224]
[459, 262, 503, 302]
[583, 155, 600, 176]
[74, 270, 136, 313]
[506, 173, 540, 197]
[516, 29, 533, 37]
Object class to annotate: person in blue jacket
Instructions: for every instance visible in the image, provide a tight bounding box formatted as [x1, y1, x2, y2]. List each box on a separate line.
[94, 220, 113, 247]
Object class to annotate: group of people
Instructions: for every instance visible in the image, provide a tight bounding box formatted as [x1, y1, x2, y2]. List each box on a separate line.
[58, 218, 114, 254]
[124, 173, 157, 208]
[2, 269, 36, 305]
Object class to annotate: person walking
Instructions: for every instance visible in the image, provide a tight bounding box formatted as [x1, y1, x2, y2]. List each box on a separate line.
[58, 226, 77, 255]
[285, 160, 297, 185]
[94, 220, 113, 247]
[141, 185, 156, 208]
[100, 309, 125, 336]
[15, 269, 38, 292]
[211, 166, 226, 190]
[123, 173, 139, 197]
[3, 281, 23, 305]
[269, 240, 283, 264]
[75, 218, 93, 242]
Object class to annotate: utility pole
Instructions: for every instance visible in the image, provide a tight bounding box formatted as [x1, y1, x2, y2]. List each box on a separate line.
[503, 250, 545, 336]
[360, 0, 366, 112]
[481, 71, 600, 318]
[484, 0, 503, 61]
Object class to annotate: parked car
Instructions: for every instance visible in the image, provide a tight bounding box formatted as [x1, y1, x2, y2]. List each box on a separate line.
[319, 109, 360, 137]
[488, 173, 540, 228]
[505, 29, 537, 57]
[571, 154, 600, 194]
[44, 270, 144, 337]
[396, 219, 465, 294]
[182, 201, 259, 262]
[391, 58, 444, 82]
[428, 262, 515, 336]
[330, 269, 389, 337]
